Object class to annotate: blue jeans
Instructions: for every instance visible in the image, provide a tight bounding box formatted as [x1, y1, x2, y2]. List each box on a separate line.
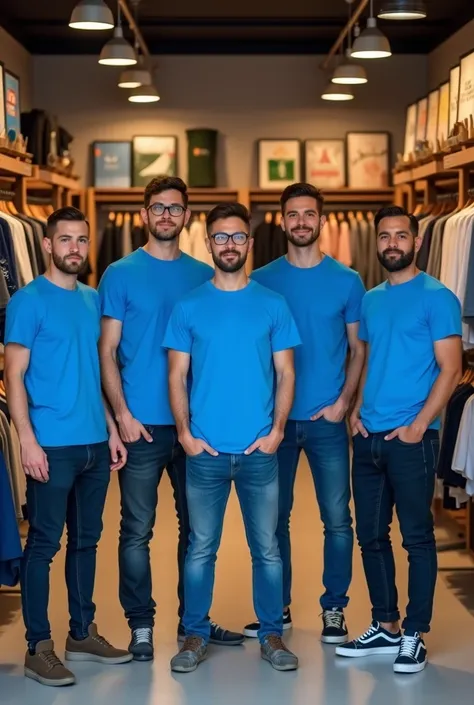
[118, 425, 188, 628]
[21, 442, 110, 647]
[277, 419, 353, 610]
[184, 450, 283, 643]
[352, 431, 439, 634]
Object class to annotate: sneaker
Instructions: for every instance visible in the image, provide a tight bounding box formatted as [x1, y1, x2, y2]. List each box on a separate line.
[129, 627, 154, 661]
[170, 636, 208, 673]
[25, 639, 76, 687]
[321, 608, 348, 644]
[335, 621, 401, 658]
[260, 634, 298, 671]
[393, 632, 427, 673]
[178, 620, 244, 646]
[65, 624, 133, 664]
[243, 609, 292, 638]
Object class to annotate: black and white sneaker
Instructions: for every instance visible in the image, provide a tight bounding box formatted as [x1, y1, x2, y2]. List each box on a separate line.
[321, 608, 348, 644]
[335, 621, 401, 658]
[243, 609, 293, 639]
[129, 627, 154, 661]
[177, 620, 244, 646]
[393, 632, 427, 673]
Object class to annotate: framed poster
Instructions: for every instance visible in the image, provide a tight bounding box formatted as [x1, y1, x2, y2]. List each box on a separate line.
[257, 139, 301, 189]
[449, 65, 460, 133]
[458, 51, 474, 123]
[415, 97, 428, 143]
[403, 103, 417, 159]
[304, 139, 345, 188]
[132, 135, 177, 187]
[93, 141, 132, 187]
[346, 132, 390, 189]
[4, 69, 20, 140]
[426, 89, 439, 148]
[437, 82, 450, 145]
[0, 63, 5, 136]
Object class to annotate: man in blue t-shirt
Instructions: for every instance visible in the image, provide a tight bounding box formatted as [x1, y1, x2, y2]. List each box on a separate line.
[247, 183, 366, 643]
[98, 177, 240, 660]
[337, 205, 462, 674]
[4, 207, 132, 688]
[164, 202, 301, 673]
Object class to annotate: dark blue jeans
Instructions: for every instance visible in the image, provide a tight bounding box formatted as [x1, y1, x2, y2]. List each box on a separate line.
[352, 430, 439, 634]
[184, 450, 283, 643]
[118, 425, 188, 628]
[21, 442, 110, 647]
[277, 419, 353, 610]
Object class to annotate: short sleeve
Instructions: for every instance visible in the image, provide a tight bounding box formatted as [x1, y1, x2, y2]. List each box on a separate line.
[5, 290, 41, 349]
[358, 298, 369, 342]
[345, 274, 366, 324]
[98, 266, 127, 322]
[271, 297, 301, 353]
[428, 288, 462, 341]
[162, 302, 192, 354]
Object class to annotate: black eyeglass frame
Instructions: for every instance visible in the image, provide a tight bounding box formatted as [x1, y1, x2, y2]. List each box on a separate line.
[209, 232, 250, 245]
[146, 203, 186, 217]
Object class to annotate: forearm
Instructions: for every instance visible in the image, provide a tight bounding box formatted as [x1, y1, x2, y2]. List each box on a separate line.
[353, 353, 368, 415]
[102, 394, 117, 434]
[4, 372, 35, 442]
[273, 368, 295, 433]
[415, 367, 462, 430]
[100, 350, 130, 421]
[339, 345, 366, 409]
[169, 373, 190, 436]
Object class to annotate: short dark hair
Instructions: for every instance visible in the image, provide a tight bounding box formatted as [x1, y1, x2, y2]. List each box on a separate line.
[280, 182, 324, 214]
[206, 202, 251, 231]
[46, 207, 89, 239]
[144, 176, 188, 209]
[374, 205, 419, 237]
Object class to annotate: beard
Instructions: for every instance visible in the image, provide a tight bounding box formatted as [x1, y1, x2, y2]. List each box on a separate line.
[377, 245, 416, 272]
[286, 224, 321, 248]
[52, 251, 86, 275]
[149, 219, 182, 242]
[212, 248, 247, 273]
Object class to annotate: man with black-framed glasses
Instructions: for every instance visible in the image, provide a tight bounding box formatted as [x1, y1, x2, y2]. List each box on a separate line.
[164, 202, 301, 673]
[99, 177, 242, 661]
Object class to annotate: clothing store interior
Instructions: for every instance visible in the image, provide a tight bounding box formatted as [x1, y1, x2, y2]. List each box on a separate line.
[1, 0, 474, 702]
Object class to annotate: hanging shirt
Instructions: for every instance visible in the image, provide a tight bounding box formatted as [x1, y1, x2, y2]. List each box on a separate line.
[5, 276, 107, 447]
[358, 272, 462, 433]
[163, 279, 301, 453]
[452, 394, 474, 496]
[99, 248, 213, 425]
[252, 255, 365, 420]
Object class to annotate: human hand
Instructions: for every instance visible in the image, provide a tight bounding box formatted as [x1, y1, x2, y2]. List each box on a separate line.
[384, 423, 426, 444]
[350, 411, 368, 438]
[20, 437, 49, 482]
[311, 398, 348, 423]
[179, 431, 218, 457]
[108, 428, 128, 471]
[117, 412, 153, 444]
[244, 428, 284, 455]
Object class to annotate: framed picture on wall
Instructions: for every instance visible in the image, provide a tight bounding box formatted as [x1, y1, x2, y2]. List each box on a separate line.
[92, 141, 132, 187]
[346, 132, 390, 189]
[403, 103, 417, 159]
[257, 139, 301, 189]
[437, 81, 450, 145]
[4, 69, 20, 140]
[0, 63, 6, 136]
[132, 135, 177, 187]
[415, 97, 428, 143]
[449, 65, 460, 133]
[458, 51, 474, 123]
[426, 89, 440, 149]
[304, 139, 345, 188]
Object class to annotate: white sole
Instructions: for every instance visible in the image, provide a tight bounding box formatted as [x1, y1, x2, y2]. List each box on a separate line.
[25, 667, 76, 687]
[64, 651, 133, 664]
[261, 653, 298, 671]
[171, 653, 207, 673]
[335, 646, 400, 658]
[321, 634, 348, 645]
[244, 623, 292, 639]
[394, 661, 427, 674]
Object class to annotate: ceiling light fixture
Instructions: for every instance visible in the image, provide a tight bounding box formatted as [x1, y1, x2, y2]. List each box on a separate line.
[119, 51, 152, 88]
[321, 83, 354, 101]
[351, 0, 392, 59]
[128, 84, 160, 103]
[69, 0, 114, 30]
[332, 3, 368, 85]
[378, 1, 427, 20]
[99, 1, 137, 66]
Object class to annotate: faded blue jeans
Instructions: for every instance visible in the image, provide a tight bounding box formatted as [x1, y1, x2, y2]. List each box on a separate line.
[183, 450, 283, 643]
[277, 418, 353, 610]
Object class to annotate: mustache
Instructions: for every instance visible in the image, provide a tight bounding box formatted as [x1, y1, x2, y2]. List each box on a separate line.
[383, 249, 404, 255]
[220, 249, 240, 256]
[291, 227, 312, 233]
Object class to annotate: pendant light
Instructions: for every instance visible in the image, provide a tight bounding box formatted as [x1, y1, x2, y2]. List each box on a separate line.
[321, 83, 354, 101]
[378, 1, 427, 20]
[351, 0, 392, 59]
[128, 84, 160, 103]
[99, 2, 137, 66]
[119, 48, 152, 88]
[69, 0, 114, 30]
[332, 3, 367, 85]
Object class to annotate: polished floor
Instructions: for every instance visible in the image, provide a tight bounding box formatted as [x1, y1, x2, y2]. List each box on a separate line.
[1, 457, 474, 705]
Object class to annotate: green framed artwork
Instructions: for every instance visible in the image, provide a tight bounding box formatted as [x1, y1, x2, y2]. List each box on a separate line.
[132, 135, 177, 187]
[257, 139, 301, 189]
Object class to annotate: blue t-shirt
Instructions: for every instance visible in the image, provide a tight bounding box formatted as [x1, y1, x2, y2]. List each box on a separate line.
[5, 276, 107, 447]
[252, 255, 365, 419]
[99, 248, 213, 425]
[162, 280, 301, 453]
[359, 272, 462, 432]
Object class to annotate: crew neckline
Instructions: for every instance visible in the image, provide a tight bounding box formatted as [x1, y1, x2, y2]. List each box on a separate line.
[139, 246, 183, 264]
[206, 279, 255, 294]
[283, 254, 329, 272]
[40, 275, 79, 293]
[385, 271, 425, 290]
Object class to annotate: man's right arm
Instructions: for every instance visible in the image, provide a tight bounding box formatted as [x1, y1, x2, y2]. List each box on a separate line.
[350, 343, 369, 438]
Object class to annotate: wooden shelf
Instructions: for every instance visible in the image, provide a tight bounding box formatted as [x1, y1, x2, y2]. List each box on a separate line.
[393, 170, 414, 185]
[29, 167, 79, 191]
[0, 153, 32, 177]
[91, 186, 239, 204]
[249, 187, 394, 204]
[443, 145, 474, 170]
[411, 159, 452, 180]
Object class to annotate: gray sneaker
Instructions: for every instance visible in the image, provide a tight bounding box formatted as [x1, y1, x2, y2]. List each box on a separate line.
[261, 634, 298, 671]
[170, 636, 207, 673]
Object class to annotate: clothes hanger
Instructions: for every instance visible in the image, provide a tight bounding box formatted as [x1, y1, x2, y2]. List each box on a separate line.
[116, 212, 124, 227]
[275, 212, 282, 227]
[264, 211, 272, 224]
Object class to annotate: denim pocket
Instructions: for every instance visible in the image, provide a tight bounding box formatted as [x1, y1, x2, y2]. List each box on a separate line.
[430, 438, 440, 468]
[255, 448, 275, 457]
[394, 437, 422, 447]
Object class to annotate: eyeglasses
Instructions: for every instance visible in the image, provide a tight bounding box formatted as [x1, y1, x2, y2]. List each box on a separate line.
[147, 203, 185, 217]
[210, 232, 249, 245]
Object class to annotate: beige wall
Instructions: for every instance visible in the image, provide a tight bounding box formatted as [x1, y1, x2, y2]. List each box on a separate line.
[32, 54, 427, 188]
[428, 18, 474, 90]
[0, 26, 33, 112]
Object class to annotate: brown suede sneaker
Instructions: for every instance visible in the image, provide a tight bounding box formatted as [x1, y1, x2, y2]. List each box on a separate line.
[65, 623, 133, 664]
[25, 639, 76, 687]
